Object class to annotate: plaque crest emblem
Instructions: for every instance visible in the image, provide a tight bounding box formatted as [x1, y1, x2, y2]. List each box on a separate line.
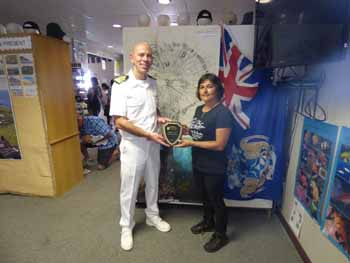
[161, 121, 183, 146]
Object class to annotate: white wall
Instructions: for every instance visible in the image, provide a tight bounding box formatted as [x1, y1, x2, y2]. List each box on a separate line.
[88, 60, 114, 85]
[281, 56, 350, 263]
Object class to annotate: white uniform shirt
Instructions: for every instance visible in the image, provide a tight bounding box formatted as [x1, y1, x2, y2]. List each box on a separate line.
[110, 70, 158, 141]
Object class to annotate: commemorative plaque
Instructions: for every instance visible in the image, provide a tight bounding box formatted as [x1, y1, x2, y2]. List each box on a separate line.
[161, 121, 183, 146]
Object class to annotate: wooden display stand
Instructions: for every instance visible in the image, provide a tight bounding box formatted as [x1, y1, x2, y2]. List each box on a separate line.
[0, 34, 83, 196]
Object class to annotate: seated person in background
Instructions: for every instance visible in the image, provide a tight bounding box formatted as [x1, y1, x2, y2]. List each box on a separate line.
[77, 115, 119, 170]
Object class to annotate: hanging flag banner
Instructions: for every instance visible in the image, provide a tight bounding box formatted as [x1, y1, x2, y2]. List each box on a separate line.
[224, 76, 287, 202]
[294, 118, 338, 223]
[321, 127, 350, 258]
[219, 25, 258, 130]
[219, 25, 287, 203]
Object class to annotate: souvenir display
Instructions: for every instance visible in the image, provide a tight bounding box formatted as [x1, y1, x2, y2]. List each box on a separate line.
[322, 127, 350, 258]
[294, 118, 338, 223]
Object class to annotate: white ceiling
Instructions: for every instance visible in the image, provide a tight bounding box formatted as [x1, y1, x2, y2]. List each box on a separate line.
[0, 0, 255, 57]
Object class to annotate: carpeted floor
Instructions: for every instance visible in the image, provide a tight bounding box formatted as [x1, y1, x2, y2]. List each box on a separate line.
[0, 161, 302, 263]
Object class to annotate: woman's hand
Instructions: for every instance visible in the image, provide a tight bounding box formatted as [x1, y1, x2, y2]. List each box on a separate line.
[181, 124, 190, 135]
[174, 139, 193, 148]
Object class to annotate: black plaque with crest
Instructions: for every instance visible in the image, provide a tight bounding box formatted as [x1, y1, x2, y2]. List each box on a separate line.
[161, 121, 183, 146]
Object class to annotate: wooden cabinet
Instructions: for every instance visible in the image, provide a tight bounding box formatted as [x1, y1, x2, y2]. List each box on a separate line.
[0, 34, 83, 196]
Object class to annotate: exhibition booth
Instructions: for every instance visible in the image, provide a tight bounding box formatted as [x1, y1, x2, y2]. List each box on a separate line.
[0, 2, 349, 260]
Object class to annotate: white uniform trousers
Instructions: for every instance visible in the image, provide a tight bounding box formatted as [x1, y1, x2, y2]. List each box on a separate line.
[119, 138, 160, 229]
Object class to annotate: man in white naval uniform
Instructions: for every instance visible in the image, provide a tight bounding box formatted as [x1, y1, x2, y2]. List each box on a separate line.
[110, 42, 171, 251]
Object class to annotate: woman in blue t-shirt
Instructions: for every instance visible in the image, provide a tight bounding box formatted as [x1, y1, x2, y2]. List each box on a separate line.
[176, 73, 233, 252]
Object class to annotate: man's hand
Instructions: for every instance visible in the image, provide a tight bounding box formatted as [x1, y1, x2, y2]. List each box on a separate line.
[82, 135, 92, 144]
[147, 132, 170, 147]
[157, 116, 171, 124]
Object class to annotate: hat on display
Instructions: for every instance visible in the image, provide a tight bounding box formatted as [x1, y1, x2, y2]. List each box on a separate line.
[157, 14, 170, 26]
[23, 21, 41, 34]
[137, 14, 151, 26]
[6, 23, 24, 33]
[46, 22, 66, 39]
[223, 11, 238, 25]
[177, 13, 190, 25]
[241, 11, 254, 25]
[196, 9, 213, 25]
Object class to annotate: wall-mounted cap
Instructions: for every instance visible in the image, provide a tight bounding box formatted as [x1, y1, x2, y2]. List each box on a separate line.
[23, 21, 41, 34]
[46, 22, 66, 39]
[196, 9, 213, 25]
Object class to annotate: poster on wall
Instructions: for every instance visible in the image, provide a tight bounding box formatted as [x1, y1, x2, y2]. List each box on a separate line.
[294, 118, 338, 223]
[0, 55, 22, 159]
[4, 53, 37, 97]
[321, 127, 350, 258]
[123, 26, 220, 203]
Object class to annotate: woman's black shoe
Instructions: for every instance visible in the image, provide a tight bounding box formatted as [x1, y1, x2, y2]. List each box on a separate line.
[204, 232, 229, 253]
[190, 220, 215, 234]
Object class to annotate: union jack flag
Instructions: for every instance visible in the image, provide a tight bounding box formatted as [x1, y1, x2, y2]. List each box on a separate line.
[219, 26, 259, 130]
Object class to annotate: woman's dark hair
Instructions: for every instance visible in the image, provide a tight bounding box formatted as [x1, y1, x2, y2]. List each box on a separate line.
[196, 73, 224, 101]
[101, 83, 109, 90]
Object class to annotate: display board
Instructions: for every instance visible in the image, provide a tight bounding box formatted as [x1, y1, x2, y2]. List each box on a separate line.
[294, 118, 339, 223]
[321, 127, 350, 258]
[0, 34, 83, 196]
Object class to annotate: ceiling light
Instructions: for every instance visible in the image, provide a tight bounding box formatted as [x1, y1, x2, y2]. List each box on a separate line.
[112, 24, 122, 28]
[108, 45, 113, 48]
[158, 0, 171, 5]
[256, 0, 272, 3]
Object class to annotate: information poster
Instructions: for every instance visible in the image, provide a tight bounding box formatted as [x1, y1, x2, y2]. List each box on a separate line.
[5, 53, 37, 97]
[321, 127, 350, 258]
[294, 118, 338, 223]
[0, 55, 22, 159]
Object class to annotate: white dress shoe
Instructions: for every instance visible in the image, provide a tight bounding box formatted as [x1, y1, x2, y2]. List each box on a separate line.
[121, 227, 133, 251]
[146, 216, 171, 232]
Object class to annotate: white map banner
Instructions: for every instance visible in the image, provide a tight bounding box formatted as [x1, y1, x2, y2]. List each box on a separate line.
[123, 26, 220, 124]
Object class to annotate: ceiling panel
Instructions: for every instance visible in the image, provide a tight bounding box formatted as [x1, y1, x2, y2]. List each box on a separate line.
[0, 0, 255, 56]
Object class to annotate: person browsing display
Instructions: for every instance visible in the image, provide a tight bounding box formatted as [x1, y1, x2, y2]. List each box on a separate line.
[77, 115, 119, 170]
[109, 42, 171, 251]
[176, 73, 234, 253]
